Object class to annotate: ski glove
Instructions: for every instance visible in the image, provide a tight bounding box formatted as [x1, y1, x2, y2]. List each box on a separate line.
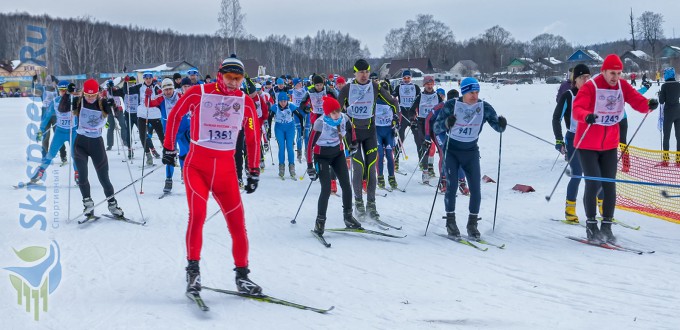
[107, 80, 114, 88]
[648, 98, 659, 111]
[555, 140, 566, 155]
[161, 148, 178, 166]
[497, 116, 507, 132]
[307, 163, 318, 181]
[410, 119, 418, 131]
[36, 131, 43, 142]
[585, 114, 598, 124]
[446, 115, 457, 129]
[124, 76, 130, 82]
[67, 83, 76, 93]
[145, 87, 153, 97]
[245, 170, 260, 194]
[422, 139, 432, 151]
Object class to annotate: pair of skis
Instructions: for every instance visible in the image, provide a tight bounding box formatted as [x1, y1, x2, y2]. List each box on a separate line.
[437, 234, 506, 251]
[566, 236, 654, 254]
[78, 214, 146, 226]
[187, 286, 334, 314]
[310, 227, 407, 248]
[551, 218, 640, 230]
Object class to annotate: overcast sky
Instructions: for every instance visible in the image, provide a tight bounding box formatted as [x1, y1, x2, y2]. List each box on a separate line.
[4, 0, 680, 57]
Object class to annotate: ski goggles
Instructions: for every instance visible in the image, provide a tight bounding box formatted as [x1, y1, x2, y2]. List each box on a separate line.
[222, 72, 243, 81]
[187, 69, 199, 76]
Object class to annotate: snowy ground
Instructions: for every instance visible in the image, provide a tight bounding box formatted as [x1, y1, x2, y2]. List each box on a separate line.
[2, 82, 679, 329]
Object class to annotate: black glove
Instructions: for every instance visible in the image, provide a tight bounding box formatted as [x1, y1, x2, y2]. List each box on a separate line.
[585, 113, 597, 124]
[410, 119, 418, 132]
[497, 116, 507, 132]
[423, 139, 432, 151]
[67, 83, 76, 93]
[107, 80, 114, 88]
[555, 140, 565, 155]
[245, 170, 260, 194]
[307, 164, 318, 181]
[642, 80, 652, 89]
[648, 98, 659, 111]
[162, 148, 178, 166]
[350, 142, 358, 155]
[446, 115, 457, 129]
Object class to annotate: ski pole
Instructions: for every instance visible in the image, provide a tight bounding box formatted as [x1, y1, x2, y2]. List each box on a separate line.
[507, 123, 553, 146]
[546, 124, 591, 202]
[67, 94, 74, 222]
[492, 131, 503, 231]
[424, 137, 449, 236]
[67, 165, 160, 223]
[291, 177, 314, 224]
[616, 112, 650, 165]
[550, 151, 562, 171]
[139, 87, 152, 195]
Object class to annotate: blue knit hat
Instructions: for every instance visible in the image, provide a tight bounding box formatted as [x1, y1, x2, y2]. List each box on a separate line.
[292, 78, 302, 86]
[276, 78, 284, 85]
[664, 67, 675, 81]
[277, 92, 289, 101]
[402, 70, 411, 77]
[460, 77, 480, 95]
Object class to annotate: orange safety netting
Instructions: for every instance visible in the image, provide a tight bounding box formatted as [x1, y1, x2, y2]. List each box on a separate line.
[617, 144, 680, 224]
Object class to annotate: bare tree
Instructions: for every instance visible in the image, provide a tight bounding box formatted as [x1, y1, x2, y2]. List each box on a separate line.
[481, 25, 513, 71]
[629, 8, 637, 50]
[382, 14, 455, 69]
[530, 33, 570, 60]
[217, 0, 246, 53]
[636, 11, 664, 59]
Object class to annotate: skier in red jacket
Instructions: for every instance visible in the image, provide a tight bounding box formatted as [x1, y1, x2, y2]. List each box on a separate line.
[162, 54, 263, 297]
[572, 54, 658, 244]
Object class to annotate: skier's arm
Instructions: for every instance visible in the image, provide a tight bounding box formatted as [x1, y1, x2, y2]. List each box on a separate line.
[433, 100, 455, 135]
[298, 93, 311, 113]
[146, 94, 165, 108]
[306, 120, 323, 166]
[337, 85, 350, 111]
[163, 86, 199, 150]
[483, 101, 504, 133]
[621, 80, 651, 114]
[552, 92, 570, 141]
[659, 85, 666, 104]
[408, 95, 421, 119]
[377, 82, 399, 109]
[243, 97, 262, 172]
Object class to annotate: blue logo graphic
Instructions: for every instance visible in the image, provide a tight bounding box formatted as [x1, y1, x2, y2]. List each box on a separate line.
[4, 240, 62, 321]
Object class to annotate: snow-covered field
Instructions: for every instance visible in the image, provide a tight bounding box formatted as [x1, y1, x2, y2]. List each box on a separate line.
[2, 82, 679, 330]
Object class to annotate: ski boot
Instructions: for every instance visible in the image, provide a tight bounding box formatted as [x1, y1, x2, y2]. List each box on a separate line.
[599, 218, 617, 244]
[597, 198, 604, 217]
[564, 200, 579, 223]
[354, 198, 366, 218]
[444, 212, 460, 238]
[330, 179, 337, 194]
[458, 179, 469, 196]
[128, 148, 134, 160]
[377, 175, 386, 189]
[586, 218, 602, 244]
[278, 164, 285, 179]
[106, 146, 113, 151]
[467, 214, 481, 240]
[289, 164, 296, 178]
[30, 167, 45, 183]
[107, 198, 124, 218]
[151, 148, 161, 159]
[313, 215, 326, 235]
[343, 209, 363, 229]
[163, 178, 173, 193]
[83, 197, 95, 217]
[394, 156, 400, 172]
[234, 267, 262, 295]
[186, 260, 201, 293]
[388, 175, 399, 190]
[661, 152, 669, 166]
[366, 201, 380, 220]
[422, 171, 430, 185]
[260, 160, 265, 171]
[145, 152, 154, 166]
[74, 171, 79, 185]
[428, 164, 436, 177]
[296, 149, 302, 163]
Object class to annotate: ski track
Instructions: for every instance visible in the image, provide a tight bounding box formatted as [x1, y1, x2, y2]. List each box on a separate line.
[2, 84, 679, 329]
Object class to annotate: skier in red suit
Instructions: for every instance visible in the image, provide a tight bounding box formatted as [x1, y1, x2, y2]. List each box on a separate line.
[162, 54, 263, 296]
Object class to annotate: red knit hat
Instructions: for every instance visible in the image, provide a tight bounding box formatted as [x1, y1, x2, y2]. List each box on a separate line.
[601, 54, 623, 71]
[336, 76, 346, 84]
[83, 79, 99, 95]
[322, 96, 340, 115]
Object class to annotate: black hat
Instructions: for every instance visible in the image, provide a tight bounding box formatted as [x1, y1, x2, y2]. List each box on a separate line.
[354, 59, 370, 72]
[447, 89, 460, 100]
[173, 73, 182, 80]
[312, 75, 324, 84]
[369, 72, 378, 79]
[572, 64, 590, 83]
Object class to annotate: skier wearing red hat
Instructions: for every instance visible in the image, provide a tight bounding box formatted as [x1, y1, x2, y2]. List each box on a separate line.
[306, 96, 361, 237]
[65, 78, 125, 220]
[162, 54, 263, 298]
[572, 54, 658, 244]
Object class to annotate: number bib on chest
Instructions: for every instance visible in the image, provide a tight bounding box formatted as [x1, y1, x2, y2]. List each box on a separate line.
[317, 116, 347, 147]
[309, 91, 325, 114]
[418, 93, 438, 118]
[291, 89, 306, 107]
[592, 80, 624, 126]
[76, 107, 106, 138]
[56, 110, 75, 129]
[399, 84, 416, 108]
[347, 83, 373, 119]
[125, 94, 138, 113]
[195, 87, 244, 151]
[375, 103, 393, 127]
[448, 101, 484, 142]
[275, 106, 294, 124]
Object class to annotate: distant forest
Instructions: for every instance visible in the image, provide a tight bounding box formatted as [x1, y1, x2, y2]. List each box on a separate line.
[0, 12, 677, 77]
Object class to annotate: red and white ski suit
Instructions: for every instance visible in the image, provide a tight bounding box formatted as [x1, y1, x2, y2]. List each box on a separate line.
[164, 82, 260, 267]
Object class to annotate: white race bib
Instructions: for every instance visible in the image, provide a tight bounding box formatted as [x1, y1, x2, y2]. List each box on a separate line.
[194, 85, 245, 151]
[56, 110, 75, 129]
[592, 80, 624, 126]
[448, 101, 484, 142]
[309, 91, 326, 114]
[125, 94, 138, 113]
[347, 83, 373, 119]
[399, 84, 417, 108]
[418, 93, 439, 118]
[375, 103, 393, 127]
[76, 106, 106, 138]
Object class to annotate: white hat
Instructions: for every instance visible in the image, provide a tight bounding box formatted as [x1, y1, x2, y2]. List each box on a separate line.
[161, 78, 174, 90]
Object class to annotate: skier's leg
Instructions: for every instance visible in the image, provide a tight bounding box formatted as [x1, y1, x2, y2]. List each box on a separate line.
[184, 150, 211, 261]
[211, 157, 249, 268]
